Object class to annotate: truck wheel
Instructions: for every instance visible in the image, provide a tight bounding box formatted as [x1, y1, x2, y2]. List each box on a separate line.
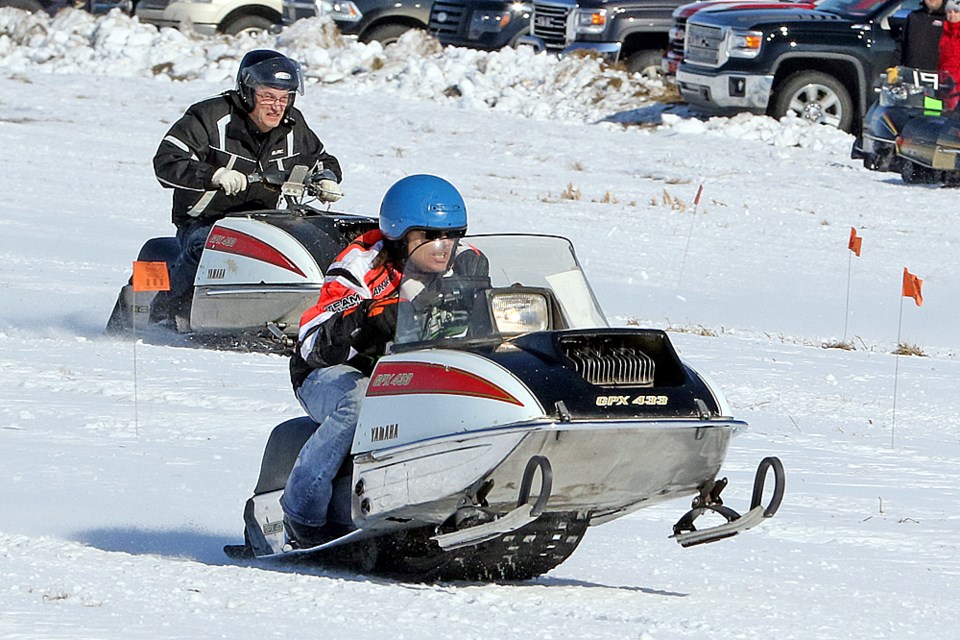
[222, 15, 276, 37]
[771, 71, 854, 131]
[360, 23, 419, 46]
[624, 50, 664, 80]
[0, 0, 44, 11]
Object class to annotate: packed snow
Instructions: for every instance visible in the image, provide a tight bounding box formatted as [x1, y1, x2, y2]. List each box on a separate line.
[1, 7, 958, 640]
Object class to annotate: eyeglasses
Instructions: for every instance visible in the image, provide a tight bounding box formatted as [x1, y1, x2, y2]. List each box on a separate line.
[255, 92, 291, 107]
[421, 229, 466, 241]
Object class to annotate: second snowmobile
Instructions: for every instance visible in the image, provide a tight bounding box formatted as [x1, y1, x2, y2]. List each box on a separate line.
[105, 166, 376, 350]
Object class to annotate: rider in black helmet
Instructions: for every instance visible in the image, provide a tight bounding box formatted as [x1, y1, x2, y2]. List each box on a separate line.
[152, 49, 343, 325]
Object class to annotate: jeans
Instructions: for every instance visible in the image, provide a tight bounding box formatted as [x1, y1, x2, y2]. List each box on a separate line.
[280, 364, 368, 528]
[170, 221, 213, 301]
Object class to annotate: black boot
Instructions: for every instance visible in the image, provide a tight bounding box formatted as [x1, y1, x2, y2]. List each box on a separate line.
[284, 516, 352, 549]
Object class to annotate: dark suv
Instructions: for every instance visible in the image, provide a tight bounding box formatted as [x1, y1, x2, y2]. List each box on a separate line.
[428, 0, 531, 50]
[283, 0, 429, 44]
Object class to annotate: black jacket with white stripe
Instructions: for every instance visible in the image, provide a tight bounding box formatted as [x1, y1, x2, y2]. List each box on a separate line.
[153, 90, 341, 227]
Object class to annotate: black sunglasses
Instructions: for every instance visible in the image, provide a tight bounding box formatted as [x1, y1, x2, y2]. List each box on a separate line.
[420, 229, 466, 241]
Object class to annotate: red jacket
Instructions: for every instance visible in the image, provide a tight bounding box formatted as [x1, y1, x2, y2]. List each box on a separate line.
[290, 229, 403, 386]
[940, 20, 960, 80]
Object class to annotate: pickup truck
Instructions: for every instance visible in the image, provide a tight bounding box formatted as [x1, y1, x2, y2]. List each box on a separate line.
[520, 0, 688, 77]
[674, 0, 921, 131]
[428, 0, 531, 50]
[282, 0, 429, 44]
[661, 0, 816, 80]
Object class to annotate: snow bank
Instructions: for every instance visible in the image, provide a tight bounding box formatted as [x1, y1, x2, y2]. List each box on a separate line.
[0, 7, 853, 150]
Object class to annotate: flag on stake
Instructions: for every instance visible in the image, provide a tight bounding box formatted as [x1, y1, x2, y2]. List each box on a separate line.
[901, 267, 923, 307]
[132, 261, 171, 292]
[848, 226, 862, 256]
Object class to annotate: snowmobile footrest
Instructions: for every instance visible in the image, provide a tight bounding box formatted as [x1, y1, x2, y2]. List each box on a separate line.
[672, 505, 765, 548]
[432, 505, 538, 550]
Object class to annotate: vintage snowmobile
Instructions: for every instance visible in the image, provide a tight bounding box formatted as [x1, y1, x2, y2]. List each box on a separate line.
[895, 112, 960, 184]
[225, 233, 785, 581]
[105, 166, 376, 350]
[852, 66, 943, 175]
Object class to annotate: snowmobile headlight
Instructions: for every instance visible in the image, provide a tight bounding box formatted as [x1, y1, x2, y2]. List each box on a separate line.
[490, 292, 549, 335]
[727, 30, 763, 58]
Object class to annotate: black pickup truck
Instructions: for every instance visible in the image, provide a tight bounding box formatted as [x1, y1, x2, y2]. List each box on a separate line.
[675, 0, 922, 131]
[520, 0, 687, 77]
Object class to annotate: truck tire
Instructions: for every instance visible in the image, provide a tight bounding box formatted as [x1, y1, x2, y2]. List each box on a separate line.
[624, 50, 664, 80]
[222, 15, 276, 37]
[1, 0, 44, 11]
[771, 71, 854, 132]
[360, 23, 419, 46]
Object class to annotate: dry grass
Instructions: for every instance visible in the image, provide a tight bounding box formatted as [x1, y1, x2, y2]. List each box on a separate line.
[560, 183, 582, 201]
[822, 340, 855, 351]
[892, 342, 926, 356]
[655, 189, 687, 211]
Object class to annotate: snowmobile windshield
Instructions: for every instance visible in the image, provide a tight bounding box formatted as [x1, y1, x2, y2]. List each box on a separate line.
[392, 234, 607, 350]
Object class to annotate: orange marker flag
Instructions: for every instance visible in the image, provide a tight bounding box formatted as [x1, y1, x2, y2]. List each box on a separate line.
[132, 261, 171, 292]
[901, 267, 923, 307]
[848, 227, 862, 256]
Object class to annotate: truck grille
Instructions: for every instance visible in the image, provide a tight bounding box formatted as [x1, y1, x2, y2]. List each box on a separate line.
[429, 1, 466, 38]
[684, 23, 724, 67]
[559, 336, 656, 387]
[530, 2, 570, 51]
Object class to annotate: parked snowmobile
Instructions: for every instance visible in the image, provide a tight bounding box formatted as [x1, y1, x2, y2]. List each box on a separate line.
[895, 112, 960, 184]
[852, 66, 943, 174]
[225, 234, 785, 581]
[105, 166, 377, 350]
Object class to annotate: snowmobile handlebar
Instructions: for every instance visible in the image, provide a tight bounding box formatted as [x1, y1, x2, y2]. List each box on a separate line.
[247, 165, 343, 203]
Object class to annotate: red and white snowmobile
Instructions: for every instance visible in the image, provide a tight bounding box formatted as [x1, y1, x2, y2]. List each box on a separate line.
[226, 233, 785, 581]
[105, 166, 376, 350]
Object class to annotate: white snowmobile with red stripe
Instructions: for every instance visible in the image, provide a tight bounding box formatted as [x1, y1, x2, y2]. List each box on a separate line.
[105, 166, 376, 349]
[228, 233, 784, 581]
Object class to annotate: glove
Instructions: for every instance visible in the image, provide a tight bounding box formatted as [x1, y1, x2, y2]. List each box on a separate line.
[351, 297, 399, 354]
[364, 297, 398, 339]
[212, 168, 247, 196]
[317, 179, 343, 203]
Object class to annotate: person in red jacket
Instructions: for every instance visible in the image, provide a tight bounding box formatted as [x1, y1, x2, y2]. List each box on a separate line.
[940, 1, 960, 109]
[281, 174, 488, 547]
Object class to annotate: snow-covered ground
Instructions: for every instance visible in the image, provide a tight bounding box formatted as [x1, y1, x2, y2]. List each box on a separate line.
[1, 9, 958, 640]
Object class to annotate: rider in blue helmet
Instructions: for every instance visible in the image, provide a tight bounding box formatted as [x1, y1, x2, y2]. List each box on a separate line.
[378, 174, 467, 240]
[282, 175, 487, 548]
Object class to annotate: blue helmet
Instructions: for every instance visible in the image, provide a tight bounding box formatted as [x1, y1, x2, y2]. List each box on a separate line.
[236, 50, 304, 112]
[379, 175, 468, 241]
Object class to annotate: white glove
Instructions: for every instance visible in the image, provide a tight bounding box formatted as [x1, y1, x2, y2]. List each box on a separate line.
[317, 179, 343, 203]
[212, 168, 247, 196]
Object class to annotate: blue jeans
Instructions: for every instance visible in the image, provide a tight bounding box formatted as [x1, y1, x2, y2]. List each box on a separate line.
[280, 364, 368, 528]
[169, 221, 212, 300]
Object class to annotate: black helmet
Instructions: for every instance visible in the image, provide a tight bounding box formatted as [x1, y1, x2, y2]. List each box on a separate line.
[236, 50, 304, 112]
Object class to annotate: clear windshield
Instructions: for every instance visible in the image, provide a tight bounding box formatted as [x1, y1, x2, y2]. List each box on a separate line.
[392, 234, 607, 349]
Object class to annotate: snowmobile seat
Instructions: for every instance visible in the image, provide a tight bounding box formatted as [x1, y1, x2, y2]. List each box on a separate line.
[252, 417, 355, 496]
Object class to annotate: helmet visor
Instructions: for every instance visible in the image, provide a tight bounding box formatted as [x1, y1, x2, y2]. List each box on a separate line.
[243, 57, 304, 96]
